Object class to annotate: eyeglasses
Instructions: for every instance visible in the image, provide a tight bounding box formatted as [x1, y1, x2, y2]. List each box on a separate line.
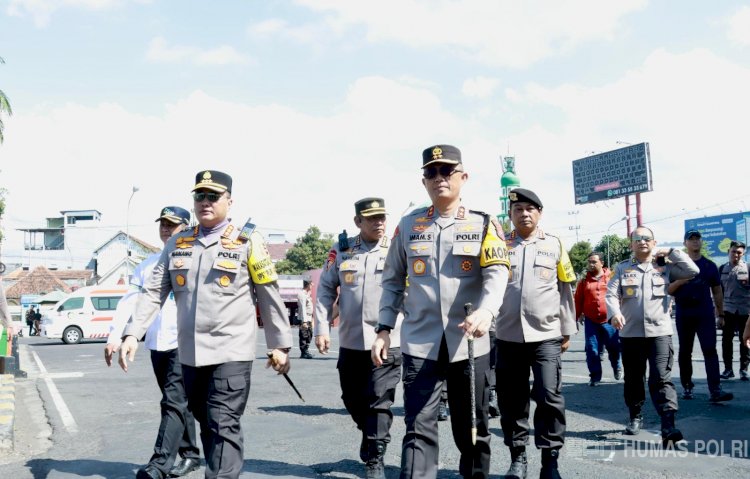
[193, 191, 223, 202]
[423, 165, 463, 180]
[730, 241, 746, 249]
[631, 235, 653, 242]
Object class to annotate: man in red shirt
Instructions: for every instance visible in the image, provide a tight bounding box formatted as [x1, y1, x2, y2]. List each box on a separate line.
[575, 252, 622, 386]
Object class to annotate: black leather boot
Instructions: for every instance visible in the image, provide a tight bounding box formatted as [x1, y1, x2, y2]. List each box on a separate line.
[540, 448, 562, 479]
[364, 440, 386, 479]
[506, 446, 527, 479]
[661, 411, 683, 447]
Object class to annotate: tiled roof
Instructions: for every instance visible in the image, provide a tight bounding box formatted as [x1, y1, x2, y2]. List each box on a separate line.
[3, 265, 72, 300]
[267, 243, 294, 262]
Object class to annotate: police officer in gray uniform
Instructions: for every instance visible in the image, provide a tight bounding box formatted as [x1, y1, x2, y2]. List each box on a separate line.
[315, 197, 402, 479]
[120, 170, 293, 479]
[606, 226, 698, 447]
[372, 145, 510, 479]
[495, 188, 577, 479]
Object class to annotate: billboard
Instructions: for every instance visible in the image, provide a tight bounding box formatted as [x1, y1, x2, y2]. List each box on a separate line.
[684, 212, 750, 263]
[572, 142, 653, 205]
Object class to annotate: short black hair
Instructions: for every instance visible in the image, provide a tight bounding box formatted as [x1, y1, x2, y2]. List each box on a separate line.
[588, 251, 604, 261]
[303, 280, 311, 289]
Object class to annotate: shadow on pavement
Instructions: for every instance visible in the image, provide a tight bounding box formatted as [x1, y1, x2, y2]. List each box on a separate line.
[25, 458, 139, 479]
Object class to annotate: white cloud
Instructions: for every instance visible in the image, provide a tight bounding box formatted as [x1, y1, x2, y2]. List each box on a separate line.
[462, 76, 500, 99]
[146, 37, 251, 66]
[294, 0, 648, 68]
[5, 0, 150, 27]
[727, 6, 750, 46]
[246, 17, 331, 44]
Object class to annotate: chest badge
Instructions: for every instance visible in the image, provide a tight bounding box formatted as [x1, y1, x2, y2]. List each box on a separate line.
[413, 259, 426, 275]
[174, 259, 184, 268]
[344, 272, 355, 284]
[175, 274, 186, 287]
[219, 275, 231, 287]
[461, 260, 473, 272]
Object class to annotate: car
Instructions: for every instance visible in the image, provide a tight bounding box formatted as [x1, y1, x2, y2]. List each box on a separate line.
[41, 286, 127, 344]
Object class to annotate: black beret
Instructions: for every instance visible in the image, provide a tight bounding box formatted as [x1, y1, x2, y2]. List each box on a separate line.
[355, 197, 386, 217]
[192, 170, 232, 193]
[155, 206, 191, 225]
[508, 188, 543, 209]
[422, 144, 462, 168]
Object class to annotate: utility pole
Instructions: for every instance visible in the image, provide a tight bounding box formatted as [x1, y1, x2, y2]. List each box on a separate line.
[568, 210, 580, 243]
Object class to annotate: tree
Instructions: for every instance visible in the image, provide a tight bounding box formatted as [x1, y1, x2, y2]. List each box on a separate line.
[0, 57, 11, 144]
[594, 234, 631, 269]
[568, 241, 593, 278]
[275, 226, 334, 275]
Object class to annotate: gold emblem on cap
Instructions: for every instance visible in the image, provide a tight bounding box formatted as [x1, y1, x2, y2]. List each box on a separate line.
[219, 275, 231, 287]
[432, 147, 443, 160]
[203, 171, 212, 179]
[509, 192, 518, 201]
[176, 274, 186, 287]
[372, 201, 379, 208]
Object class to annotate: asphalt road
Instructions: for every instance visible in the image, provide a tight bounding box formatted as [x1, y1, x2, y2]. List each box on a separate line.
[1, 329, 749, 478]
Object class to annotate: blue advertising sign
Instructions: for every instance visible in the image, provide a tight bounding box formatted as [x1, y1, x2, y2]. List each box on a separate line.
[684, 212, 749, 263]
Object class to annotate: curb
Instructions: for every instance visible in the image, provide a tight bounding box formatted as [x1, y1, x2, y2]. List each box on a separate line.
[0, 374, 15, 451]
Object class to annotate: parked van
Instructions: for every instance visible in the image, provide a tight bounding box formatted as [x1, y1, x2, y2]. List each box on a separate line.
[41, 286, 127, 344]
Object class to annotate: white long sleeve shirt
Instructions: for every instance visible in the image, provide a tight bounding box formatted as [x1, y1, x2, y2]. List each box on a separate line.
[108, 252, 178, 351]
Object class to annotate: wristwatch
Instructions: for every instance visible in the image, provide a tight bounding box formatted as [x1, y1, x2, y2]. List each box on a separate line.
[374, 323, 392, 334]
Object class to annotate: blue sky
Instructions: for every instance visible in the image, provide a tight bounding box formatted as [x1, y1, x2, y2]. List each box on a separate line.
[1, 1, 750, 265]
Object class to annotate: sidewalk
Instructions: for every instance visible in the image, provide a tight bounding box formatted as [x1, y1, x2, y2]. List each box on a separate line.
[0, 373, 15, 451]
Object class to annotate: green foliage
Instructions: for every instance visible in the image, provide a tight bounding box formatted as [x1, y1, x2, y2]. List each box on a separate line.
[0, 57, 11, 144]
[594, 234, 631, 268]
[274, 226, 334, 275]
[568, 241, 593, 277]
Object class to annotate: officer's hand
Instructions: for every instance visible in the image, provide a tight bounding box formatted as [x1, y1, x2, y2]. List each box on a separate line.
[118, 336, 138, 372]
[459, 308, 494, 338]
[717, 316, 725, 328]
[743, 321, 750, 349]
[104, 341, 121, 367]
[371, 332, 391, 367]
[315, 335, 330, 354]
[266, 349, 290, 375]
[611, 314, 626, 330]
[561, 335, 571, 353]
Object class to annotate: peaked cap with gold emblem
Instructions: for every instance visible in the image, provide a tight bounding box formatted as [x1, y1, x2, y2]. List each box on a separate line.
[355, 197, 387, 217]
[192, 170, 232, 193]
[508, 187, 543, 209]
[155, 206, 191, 225]
[422, 144, 462, 168]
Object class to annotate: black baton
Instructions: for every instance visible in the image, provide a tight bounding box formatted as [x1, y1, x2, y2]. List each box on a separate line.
[464, 302, 477, 445]
[267, 351, 305, 402]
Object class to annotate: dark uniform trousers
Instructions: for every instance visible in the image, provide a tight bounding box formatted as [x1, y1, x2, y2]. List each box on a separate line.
[337, 347, 402, 460]
[149, 349, 201, 475]
[722, 312, 749, 373]
[182, 361, 252, 479]
[495, 338, 566, 450]
[675, 309, 721, 392]
[621, 336, 678, 417]
[299, 324, 313, 354]
[401, 338, 491, 479]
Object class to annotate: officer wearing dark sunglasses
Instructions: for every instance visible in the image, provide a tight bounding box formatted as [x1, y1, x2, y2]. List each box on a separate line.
[606, 226, 699, 447]
[373, 144, 510, 479]
[119, 170, 293, 479]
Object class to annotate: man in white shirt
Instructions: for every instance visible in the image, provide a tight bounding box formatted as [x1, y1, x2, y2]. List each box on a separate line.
[105, 206, 200, 479]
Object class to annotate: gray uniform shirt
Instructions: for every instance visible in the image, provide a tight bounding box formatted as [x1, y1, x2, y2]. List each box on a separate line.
[315, 234, 401, 350]
[297, 290, 313, 324]
[606, 249, 699, 338]
[124, 223, 292, 367]
[495, 229, 577, 343]
[379, 205, 509, 362]
[720, 261, 750, 315]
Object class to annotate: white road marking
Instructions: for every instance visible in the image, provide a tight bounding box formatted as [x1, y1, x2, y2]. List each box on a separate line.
[41, 372, 85, 379]
[32, 351, 79, 434]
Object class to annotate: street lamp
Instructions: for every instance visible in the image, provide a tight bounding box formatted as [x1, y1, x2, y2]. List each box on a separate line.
[125, 186, 139, 280]
[606, 215, 629, 268]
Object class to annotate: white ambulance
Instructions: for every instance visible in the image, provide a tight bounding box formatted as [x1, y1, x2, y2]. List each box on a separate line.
[41, 286, 128, 344]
